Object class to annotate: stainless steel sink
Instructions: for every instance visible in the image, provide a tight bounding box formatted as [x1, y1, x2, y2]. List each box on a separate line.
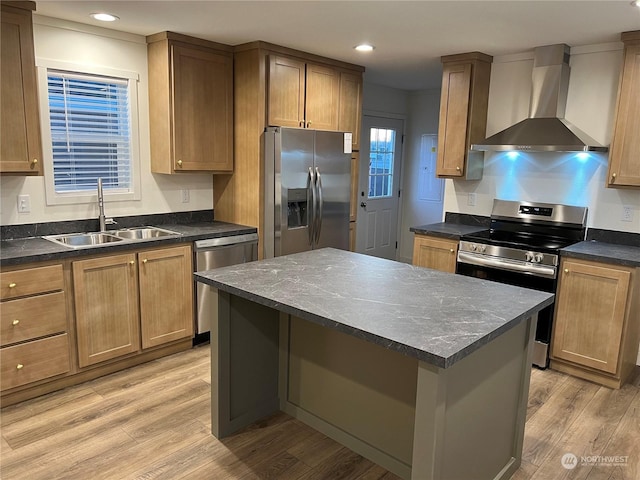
[43, 226, 180, 249]
[43, 232, 124, 248]
[112, 226, 179, 240]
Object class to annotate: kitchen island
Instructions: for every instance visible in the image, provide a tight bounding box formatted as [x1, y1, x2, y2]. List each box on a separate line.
[194, 248, 554, 480]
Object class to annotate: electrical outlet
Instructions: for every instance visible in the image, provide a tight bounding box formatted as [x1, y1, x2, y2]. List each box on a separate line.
[621, 205, 633, 222]
[467, 193, 477, 206]
[17, 194, 30, 213]
[181, 189, 190, 203]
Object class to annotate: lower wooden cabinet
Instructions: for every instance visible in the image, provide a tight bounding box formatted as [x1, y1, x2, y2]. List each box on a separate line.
[0, 263, 69, 392]
[412, 234, 458, 273]
[550, 258, 639, 388]
[73, 244, 193, 367]
[73, 252, 141, 367]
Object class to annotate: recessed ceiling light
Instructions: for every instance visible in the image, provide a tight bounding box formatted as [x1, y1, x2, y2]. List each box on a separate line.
[354, 44, 375, 52]
[90, 12, 119, 22]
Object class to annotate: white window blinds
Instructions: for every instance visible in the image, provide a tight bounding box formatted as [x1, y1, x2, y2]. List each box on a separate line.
[47, 70, 132, 193]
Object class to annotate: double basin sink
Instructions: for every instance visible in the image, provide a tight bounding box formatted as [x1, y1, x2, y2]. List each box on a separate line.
[43, 226, 180, 249]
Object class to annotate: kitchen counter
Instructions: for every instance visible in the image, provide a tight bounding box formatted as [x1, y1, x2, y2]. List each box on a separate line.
[195, 248, 552, 479]
[0, 221, 257, 267]
[410, 222, 487, 240]
[561, 240, 640, 267]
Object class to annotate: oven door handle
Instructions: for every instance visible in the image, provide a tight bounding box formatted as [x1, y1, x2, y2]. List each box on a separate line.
[457, 251, 557, 279]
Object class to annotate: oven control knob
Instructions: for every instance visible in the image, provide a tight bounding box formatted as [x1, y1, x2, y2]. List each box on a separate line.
[525, 252, 534, 262]
[534, 253, 543, 263]
[479, 245, 486, 253]
[471, 244, 477, 251]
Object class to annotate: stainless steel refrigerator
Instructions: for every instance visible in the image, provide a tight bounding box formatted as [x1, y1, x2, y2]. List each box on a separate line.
[263, 127, 352, 258]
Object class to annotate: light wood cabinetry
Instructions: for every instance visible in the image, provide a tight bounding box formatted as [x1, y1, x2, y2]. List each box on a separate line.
[268, 55, 340, 131]
[73, 244, 193, 367]
[339, 71, 363, 151]
[436, 52, 491, 180]
[550, 258, 640, 388]
[147, 32, 233, 173]
[0, 1, 42, 175]
[0, 264, 69, 391]
[73, 253, 141, 367]
[412, 234, 458, 273]
[607, 30, 640, 188]
[138, 245, 193, 349]
[214, 42, 364, 257]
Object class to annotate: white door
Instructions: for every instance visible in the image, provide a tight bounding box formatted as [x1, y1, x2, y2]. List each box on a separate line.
[356, 116, 404, 260]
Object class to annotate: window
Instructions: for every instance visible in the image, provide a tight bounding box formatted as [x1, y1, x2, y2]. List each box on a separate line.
[368, 127, 396, 198]
[38, 61, 140, 205]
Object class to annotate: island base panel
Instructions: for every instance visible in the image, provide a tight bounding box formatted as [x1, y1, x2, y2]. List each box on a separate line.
[211, 290, 280, 438]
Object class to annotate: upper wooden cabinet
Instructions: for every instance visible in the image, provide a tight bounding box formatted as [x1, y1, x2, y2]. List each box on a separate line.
[214, 42, 363, 257]
[607, 30, 640, 188]
[339, 71, 363, 151]
[550, 258, 639, 389]
[147, 32, 233, 173]
[0, 1, 42, 175]
[412, 234, 458, 274]
[436, 52, 491, 180]
[268, 55, 340, 131]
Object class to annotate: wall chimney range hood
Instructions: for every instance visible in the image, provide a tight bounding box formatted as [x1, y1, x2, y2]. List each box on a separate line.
[471, 44, 608, 153]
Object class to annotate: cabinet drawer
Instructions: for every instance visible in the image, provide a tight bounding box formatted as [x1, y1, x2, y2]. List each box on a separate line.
[1, 334, 70, 391]
[1, 292, 67, 346]
[0, 265, 64, 300]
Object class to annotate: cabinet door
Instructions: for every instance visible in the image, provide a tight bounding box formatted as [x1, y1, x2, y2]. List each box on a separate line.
[73, 254, 140, 367]
[607, 43, 640, 188]
[338, 71, 363, 150]
[412, 235, 458, 273]
[552, 260, 631, 374]
[0, 6, 41, 175]
[436, 63, 471, 177]
[139, 245, 193, 349]
[268, 55, 306, 128]
[305, 63, 339, 131]
[172, 45, 233, 172]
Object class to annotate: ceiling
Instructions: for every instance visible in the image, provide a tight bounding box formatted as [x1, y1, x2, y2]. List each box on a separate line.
[34, 1, 640, 90]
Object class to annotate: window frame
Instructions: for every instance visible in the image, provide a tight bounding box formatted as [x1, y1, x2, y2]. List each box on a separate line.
[37, 59, 141, 206]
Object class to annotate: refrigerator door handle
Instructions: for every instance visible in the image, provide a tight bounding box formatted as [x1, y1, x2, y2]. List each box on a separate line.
[307, 167, 316, 246]
[315, 167, 323, 244]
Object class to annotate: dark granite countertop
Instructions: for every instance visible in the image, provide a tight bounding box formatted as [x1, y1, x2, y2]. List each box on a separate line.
[410, 222, 487, 240]
[0, 221, 257, 267]
[561, 241, 640, 268]
[195, 248, 553, 369]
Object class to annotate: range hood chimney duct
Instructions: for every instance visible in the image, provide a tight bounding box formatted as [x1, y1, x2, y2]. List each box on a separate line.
[471, 44, 608, 152]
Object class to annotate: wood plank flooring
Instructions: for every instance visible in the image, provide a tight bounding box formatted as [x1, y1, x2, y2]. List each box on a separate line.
[1, 344, 639, 480]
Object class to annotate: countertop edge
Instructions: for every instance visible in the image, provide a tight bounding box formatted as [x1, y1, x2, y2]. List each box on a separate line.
[560, 241, 640, 268]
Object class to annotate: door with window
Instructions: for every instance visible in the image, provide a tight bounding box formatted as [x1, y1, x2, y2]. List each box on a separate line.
[356, 116, 403, 260]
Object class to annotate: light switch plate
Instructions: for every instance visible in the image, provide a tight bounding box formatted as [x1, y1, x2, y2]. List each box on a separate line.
[467, 193, 477, 206]
[17, 194, 31, 213]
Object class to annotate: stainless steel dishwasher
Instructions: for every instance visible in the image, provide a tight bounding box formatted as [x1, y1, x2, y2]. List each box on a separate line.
[194, 232, 258, 344]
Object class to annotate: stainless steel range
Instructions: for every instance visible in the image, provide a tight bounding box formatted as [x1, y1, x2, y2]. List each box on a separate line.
[456, 199, 587, 368]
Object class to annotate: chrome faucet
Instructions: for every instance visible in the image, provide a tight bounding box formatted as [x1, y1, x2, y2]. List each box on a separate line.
[97, 178, 116, 232]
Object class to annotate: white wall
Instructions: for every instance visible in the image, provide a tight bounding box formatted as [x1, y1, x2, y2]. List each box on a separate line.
[443, 43, 640, 234]
[0, 16, 214, 227]
[397, 89, 444, 263]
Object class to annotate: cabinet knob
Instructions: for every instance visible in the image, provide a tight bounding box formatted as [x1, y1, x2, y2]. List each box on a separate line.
[611, 173, 616, 182]
[12, 319, 20, 326]
[31, 159, 38, 166]
[307, 121, 312, 128]
[129, 260, 135, 265]
[564, 268, 569, 274]
[16, 364, 24, 370]
[456, 166, 461, 171]
[450, 249, 455, 253]
[142, 259, 148, 264]
[299, 121, 304, 127]
[177, 159, 183, 167]
[8, 282, 16, 288]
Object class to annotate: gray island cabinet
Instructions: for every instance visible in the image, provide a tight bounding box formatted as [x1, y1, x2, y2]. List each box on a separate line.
[194, 248, 553, 480]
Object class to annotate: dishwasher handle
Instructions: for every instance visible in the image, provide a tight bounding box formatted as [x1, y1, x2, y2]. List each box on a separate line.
[194, 233, 258, 250]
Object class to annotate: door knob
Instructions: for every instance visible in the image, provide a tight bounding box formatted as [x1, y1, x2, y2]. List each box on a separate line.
[360, 202, 367, 208]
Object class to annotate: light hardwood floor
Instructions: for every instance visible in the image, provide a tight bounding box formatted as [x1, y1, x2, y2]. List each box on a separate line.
[1, 345, 638, 480]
